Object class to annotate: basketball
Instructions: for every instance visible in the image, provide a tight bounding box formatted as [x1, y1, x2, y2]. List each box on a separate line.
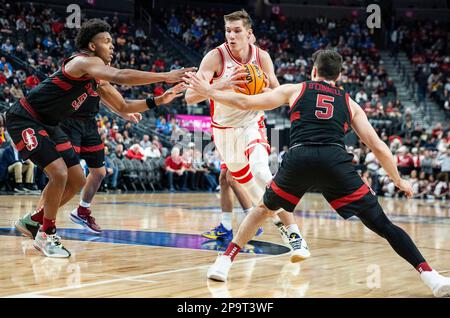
[235, 64, 265, 95]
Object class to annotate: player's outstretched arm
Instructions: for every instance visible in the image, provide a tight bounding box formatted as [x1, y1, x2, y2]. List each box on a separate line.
[98, 81, 186, 113]
[350, 97, 413, 198]
[185, 73, 296, 111]
[73, 56, 196, 85]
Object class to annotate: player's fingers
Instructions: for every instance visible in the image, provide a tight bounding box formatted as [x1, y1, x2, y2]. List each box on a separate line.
[230, 72, 248, 81]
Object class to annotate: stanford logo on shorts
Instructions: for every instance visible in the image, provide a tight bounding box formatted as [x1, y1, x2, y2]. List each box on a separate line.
[22, 128, 38, 151]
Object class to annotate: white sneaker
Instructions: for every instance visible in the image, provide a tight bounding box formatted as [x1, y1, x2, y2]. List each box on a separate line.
[207, 254, 232, 282]
[421, 270, 450, 297]
[33, 228, 71, 258]
[288, 233, 311, 263]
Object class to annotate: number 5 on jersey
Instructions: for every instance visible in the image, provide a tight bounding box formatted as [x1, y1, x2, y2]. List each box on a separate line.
[315, 94, 334, 119]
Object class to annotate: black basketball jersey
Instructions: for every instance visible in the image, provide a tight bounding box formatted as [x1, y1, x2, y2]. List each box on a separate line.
[69, 95, 100, 119]
[13, 53, 99, 125]
[289, 80, 352, 148]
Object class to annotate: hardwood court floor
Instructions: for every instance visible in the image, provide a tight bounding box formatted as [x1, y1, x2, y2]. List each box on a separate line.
[0, 192, 449, 298]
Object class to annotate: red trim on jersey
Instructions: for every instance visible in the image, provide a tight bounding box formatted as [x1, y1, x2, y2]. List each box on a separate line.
[257, 115, 266, 129]
[61, 53, 92, 81]
[236, 172, 253, 184]
[19, 98, 42, 121]
[213, 47, 225, 79]
[209, 98, 215, 118]
[230, 164, 251, 179]
[80, 143, 104, 153]
[256, 47, 262, 67]
[345, 93, 353, 123]
[289, 83, 306, 111]
[52, 77, 73, 91]
[245, 143, 270, 160]
[270, 181, 300, 205]
[73, 145, 81, 154]
[211, 122, 232, 129]
[15, 129, 49, 151]
[224, 43, 253, 65]
[290, 111, 300, 122]
[56, 141, 73, 152]
[14, 140, 25, 151]
[38, 130, 48, 137]
[329, 184, 369, 210]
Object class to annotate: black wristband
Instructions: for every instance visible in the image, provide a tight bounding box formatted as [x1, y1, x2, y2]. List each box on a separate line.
[145, 96, 157, 110]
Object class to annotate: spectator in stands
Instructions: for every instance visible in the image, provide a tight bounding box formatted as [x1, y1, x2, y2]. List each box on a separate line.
[152, 135, 163, 152]
[396, 146, 414, 176]
[122, 130, 133, 148]
[438, 145, 450, 181]
[0, 143, 36, 193]
[156, 116, 171, 135]
[165, 147, 187, 192]
[355, 87, 368, 104]
[432, 173, 448, 200]
[140, 134, 152, 149]
[104, 146, 119, 191]
[0, 86, 16, 105]
[125, 144, 145, 161]
[112, 144, 125, 160]
[143, 142, 161, 159]
[10, 80, 24, 99]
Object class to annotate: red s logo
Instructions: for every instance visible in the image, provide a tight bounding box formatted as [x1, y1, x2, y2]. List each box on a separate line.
[22, 128, 38, 151]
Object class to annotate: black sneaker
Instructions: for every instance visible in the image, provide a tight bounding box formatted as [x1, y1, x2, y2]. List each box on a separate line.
[14, 184, 26, 193]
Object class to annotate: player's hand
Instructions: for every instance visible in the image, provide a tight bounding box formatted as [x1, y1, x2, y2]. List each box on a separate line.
[156, 83, 187, 105]
[261, 71, 272, 93]
[184, 72, 215, 96]
[212, 67, 248, 92]
[122, 113, 142, 123]
[394, 178, 413, 199]
[165, 67, 198, 84]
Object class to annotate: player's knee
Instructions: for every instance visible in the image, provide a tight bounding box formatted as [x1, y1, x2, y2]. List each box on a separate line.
[49, 167, 68, 186]
[257, 203, 278, 218]
[93, 167, 107, 180]
[219, 170, 229, 187]
[251, 163, 272, 185]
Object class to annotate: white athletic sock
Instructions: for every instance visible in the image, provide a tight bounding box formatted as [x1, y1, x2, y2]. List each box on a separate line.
[221, 212, 232, 231]
[79, 200, 91, 208]
[243, 208, 252, 214]
[286, 224, 301, 236]
[421, 270, 440, 289]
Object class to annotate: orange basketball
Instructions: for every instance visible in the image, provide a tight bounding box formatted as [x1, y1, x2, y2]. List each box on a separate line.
[235, 64, 265, 95]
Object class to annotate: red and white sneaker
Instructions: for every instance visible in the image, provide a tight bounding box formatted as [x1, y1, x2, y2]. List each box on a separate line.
[69, 207, 102, 234]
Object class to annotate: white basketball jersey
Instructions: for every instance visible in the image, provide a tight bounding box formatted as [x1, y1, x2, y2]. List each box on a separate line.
[210, 43, 265, 128]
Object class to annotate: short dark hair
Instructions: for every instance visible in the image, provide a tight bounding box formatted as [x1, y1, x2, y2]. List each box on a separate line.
[75, 19, 111, 50]
[311, 49, 343, 80]
[224, 9, 252, 29]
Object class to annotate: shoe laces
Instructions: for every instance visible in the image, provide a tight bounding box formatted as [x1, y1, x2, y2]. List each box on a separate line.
[288, 234, 303, 249]
[46, 233, 62, 247]
[80, 210, 96, 224]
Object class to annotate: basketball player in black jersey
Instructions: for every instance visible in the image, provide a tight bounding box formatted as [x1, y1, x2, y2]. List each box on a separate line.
[185, 50, 450, 297]
[8, 19, 193, 258]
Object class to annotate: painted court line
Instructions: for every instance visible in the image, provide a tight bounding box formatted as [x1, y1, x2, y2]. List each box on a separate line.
[5, 253, 285, 298]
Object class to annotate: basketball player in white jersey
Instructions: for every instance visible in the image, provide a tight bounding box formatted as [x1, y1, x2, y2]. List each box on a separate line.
[185, 10, 309, 258]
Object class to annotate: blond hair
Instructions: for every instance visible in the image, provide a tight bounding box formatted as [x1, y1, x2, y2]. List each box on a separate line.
[224, 9, 252, 29]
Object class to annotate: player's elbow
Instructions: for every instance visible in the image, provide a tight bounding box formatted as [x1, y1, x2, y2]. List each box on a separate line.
[371, 139, 388, 155]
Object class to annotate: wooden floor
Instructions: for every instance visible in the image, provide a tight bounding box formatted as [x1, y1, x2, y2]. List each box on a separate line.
[0, 192, 449, 298]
